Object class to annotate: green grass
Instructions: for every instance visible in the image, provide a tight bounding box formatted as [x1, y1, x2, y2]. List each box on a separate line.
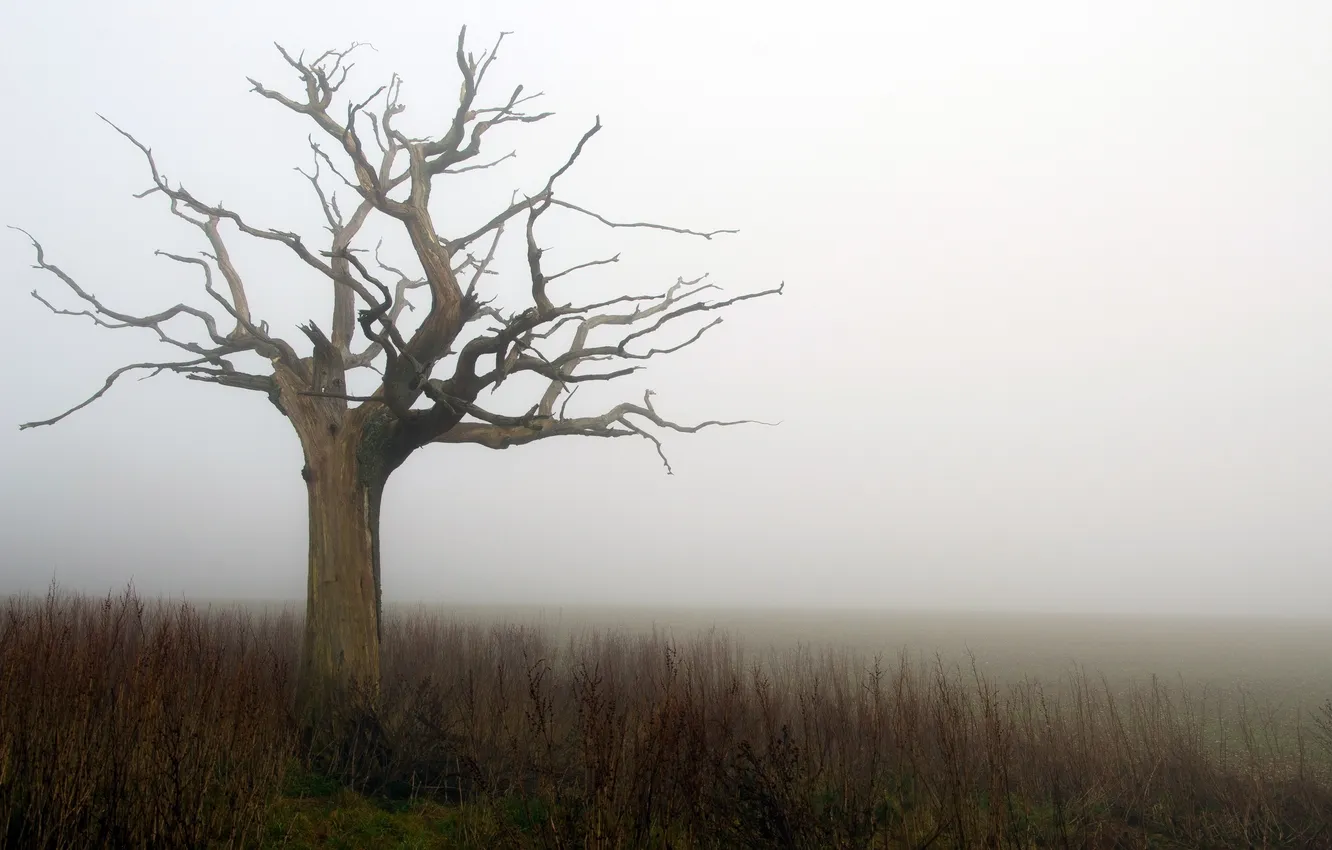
[262, 765, 568, 849]
[263, 765, 479, 849]
[256, 769, 1220, 850]
[264, 792, 463, 850]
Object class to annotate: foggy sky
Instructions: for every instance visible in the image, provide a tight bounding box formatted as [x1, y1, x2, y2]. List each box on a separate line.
[1, 0, 1329, 616]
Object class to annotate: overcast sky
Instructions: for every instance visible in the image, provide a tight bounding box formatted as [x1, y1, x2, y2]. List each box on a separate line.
[1, 0, 1329, 616]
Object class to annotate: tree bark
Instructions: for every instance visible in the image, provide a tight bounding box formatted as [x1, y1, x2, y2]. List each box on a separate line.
[273, 359, 406, 734]
[296, 421, 386, 729]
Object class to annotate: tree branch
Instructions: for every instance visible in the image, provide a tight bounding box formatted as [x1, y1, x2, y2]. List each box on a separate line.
[10, 227, 269, 368]
[17, 357, 274, 430]
[432, 390, 776, 474]
[103, 117, 342, 284]
[551, 199, 738, 239]
[546, 252, 620, 284]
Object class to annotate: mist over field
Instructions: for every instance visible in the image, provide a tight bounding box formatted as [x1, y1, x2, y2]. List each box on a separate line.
[2, 0, 1331, 619]
[186, 599, 1329, 713]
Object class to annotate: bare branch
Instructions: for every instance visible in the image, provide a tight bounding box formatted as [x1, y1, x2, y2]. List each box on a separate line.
[345, 242, 431, 368]
[616, 281, 783, 354]
[247, 53, 407, 355]
[184, 368, 279, 396]
[296, 139, 351, 228]
[153, 250, 302, 367]
[20, 357, 219, 430]
[101, 117, 342, 284]
[517, 279, 784, 385]
[248, 44, 391, 209]
[9, 161, 318, 428]
[445, 192, 542, 253]
[11, 227, 261, 365]
[335, 246, 414, 358]
[525, 118, 603, 314]
[150, 196, 311, 377]
[461, 220, 506, 316]
[442, 150, 517, 174]
[420, 29, 554, 175]
[551, 199, 738, 239]
[546, 252, 620, 283]
[432, 390, 776, 474]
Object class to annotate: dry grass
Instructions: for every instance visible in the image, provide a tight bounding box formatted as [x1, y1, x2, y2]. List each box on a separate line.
[0, 587, 295, 848]
[2, 587, 1330, 848]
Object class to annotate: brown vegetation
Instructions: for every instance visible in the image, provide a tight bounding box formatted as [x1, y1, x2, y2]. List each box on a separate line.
[0, 589, 293, 848]
[2, 587, 1329, 848]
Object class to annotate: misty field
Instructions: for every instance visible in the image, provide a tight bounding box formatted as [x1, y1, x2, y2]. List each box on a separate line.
[402, 602, 1332, 701]
[3, 589, 1331, 849]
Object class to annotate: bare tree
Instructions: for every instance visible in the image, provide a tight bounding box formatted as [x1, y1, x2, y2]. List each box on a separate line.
[10, 29, 780, 731]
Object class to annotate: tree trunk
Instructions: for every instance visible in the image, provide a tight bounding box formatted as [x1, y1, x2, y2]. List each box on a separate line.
[294, 408, 397, 732]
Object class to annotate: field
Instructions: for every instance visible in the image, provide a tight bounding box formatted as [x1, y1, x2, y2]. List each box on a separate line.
[401, 602, 1332, 699]
[3, 589, 1331, 848]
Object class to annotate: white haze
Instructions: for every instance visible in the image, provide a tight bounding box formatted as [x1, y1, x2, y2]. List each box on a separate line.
[0, 0, 1329, 617]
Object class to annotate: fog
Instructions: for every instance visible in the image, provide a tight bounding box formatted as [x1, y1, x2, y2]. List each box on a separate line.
[1, 0, 1329, 617]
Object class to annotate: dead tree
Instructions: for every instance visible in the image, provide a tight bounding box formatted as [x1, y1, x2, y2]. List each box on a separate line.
[10, 29, 781, 731]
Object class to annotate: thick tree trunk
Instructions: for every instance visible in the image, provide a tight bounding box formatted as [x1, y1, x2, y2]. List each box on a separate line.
[269, 350, 411, 738]
[297, 432, 381, 727]
[292, 406, 400, 734]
